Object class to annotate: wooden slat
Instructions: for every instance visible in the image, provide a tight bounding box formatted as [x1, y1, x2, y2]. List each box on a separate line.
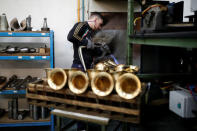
[28, 83, 137, 103]
[27, 93, 139, 116]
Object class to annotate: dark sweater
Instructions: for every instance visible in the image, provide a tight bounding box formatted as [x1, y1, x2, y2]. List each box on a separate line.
[67, 22, 101, 69]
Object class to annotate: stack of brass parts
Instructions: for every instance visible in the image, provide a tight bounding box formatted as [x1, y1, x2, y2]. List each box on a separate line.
[46, 64, 141, 99]
[95, 60, 139, 73]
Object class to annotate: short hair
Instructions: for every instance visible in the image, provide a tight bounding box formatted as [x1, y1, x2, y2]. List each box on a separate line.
[90, 12, 107, 26]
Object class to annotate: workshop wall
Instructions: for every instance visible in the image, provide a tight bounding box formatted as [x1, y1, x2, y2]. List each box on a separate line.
[0, 0, 140, 68]
[0, 0, 77, 68]
[0, 0, 193, 68]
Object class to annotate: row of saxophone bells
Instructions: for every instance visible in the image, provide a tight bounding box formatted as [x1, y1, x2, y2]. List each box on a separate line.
[46, 63, 141, 100]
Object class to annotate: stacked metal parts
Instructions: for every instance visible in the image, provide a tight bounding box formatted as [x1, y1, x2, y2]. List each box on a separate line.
[8, 97, 27, 120]
[41, 18, 50, 31]
[7, 99, 49, 120]
[46, 65, 141, 99]
[29, 105, 48, 120]
[0, 13, 50, 31]
[0, 75, 41, 91]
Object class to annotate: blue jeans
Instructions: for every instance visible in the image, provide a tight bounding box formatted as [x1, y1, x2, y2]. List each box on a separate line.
[71, 63, 84, 71]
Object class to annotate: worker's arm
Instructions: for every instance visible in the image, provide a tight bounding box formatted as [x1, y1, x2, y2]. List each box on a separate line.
[67, 22, 89, 46]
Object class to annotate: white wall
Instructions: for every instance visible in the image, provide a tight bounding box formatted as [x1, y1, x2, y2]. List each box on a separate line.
[0, 0, 77, 68]
[89, 0, 141, 13]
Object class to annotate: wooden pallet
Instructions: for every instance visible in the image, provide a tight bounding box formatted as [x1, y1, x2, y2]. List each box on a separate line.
[26, 82, 144, 124]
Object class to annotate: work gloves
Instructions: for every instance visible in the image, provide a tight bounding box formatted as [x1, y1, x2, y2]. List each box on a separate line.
[86, 38, 95, 49]
[101, 44, 111, 54]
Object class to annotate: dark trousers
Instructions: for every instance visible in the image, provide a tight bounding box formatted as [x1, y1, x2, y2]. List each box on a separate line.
[71, 63, 84, 71]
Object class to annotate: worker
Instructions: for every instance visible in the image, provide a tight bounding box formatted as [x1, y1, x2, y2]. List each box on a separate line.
[67, 12, 105, 130]
[67, 12, 105, 71]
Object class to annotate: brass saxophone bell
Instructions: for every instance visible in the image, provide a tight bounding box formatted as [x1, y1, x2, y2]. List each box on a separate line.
[46, 68, 67, 90]
[68, 69, 89, 94]
[88, 70, 114, 96]
[114, 72, 141, 99]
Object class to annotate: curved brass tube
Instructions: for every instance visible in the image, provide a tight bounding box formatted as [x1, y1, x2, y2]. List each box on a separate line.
[115, 73, 141, 99]
[68, 69, 89, 94]
[47, 68, 67, 90]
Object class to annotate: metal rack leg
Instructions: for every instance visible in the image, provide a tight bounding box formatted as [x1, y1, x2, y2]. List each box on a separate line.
[101, 125, 106, 131]
[57, 116, 61, 131]
[51, 114, 55, 131]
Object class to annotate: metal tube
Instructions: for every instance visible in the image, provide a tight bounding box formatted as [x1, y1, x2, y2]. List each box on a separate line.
[29, 104, 33, 118]
[78, 0, 81, 22]
[41, 106, 46, 119]
[82, 0, 85, 22]
[78, 46, 87, 72]
[33, 105, 38, 120]
[13, 98, 18, 120]
[8, 100, 13, 119]
[127, 0, 134, 65]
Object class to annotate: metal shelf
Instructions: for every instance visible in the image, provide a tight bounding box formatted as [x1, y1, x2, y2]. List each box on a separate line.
[0, 113, 53, 128]
[131, 37, 197, 48]
[0, 56, 50, 60]
[0, 31, 50, 37]
[0, 121, 51, 127]
[0, 89, 26, 95]
[137, 73, 194, 81]
[0, 31, 54, 130]
[0, 30, 54, 68]
[130, 31, 197, 48]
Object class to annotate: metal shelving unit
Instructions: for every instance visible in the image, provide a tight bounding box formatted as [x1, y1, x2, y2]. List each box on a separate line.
[127, 0, 197, 79]
[0, 89, 55, 130]
[0, 89, 26, 95]
[0, 31, 54, 68]
[0, 56, 50, 60]
[0, 114, 53, 128]
[0, 31, 55, 130]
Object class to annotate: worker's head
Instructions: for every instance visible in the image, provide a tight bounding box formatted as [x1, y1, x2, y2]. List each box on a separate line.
[88, 12, 104, 31]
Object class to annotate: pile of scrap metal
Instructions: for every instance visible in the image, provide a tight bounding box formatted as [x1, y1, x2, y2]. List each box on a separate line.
[0, 75, 41, 91]
[46, 65, 141, 100]
[0, 46, 38, 54]
[0, 13, 50, 31]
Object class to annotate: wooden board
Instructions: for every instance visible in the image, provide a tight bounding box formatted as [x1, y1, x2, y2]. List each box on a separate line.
[27, 82, 143, 124]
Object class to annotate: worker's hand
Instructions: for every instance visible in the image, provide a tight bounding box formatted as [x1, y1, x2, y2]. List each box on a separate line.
[86, 38, 95, 49]
[101, 44, 111, 54]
